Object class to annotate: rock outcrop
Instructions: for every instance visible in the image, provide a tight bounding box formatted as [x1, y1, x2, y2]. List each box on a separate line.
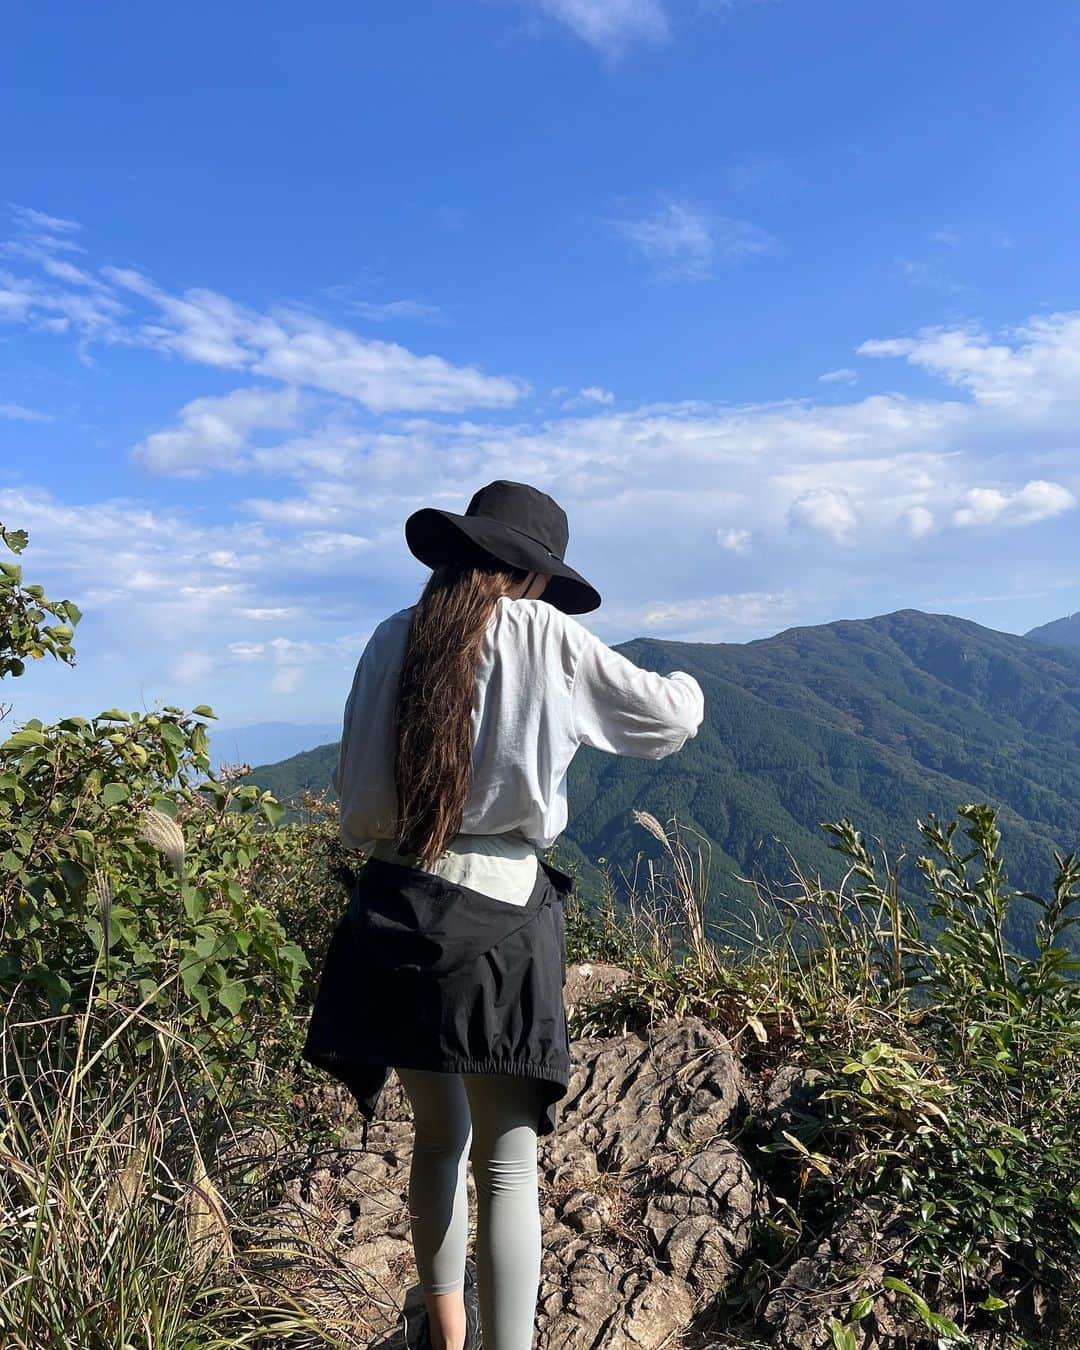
[253, 969, 994, 1348]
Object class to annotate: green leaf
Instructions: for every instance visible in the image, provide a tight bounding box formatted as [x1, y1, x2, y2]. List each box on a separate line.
[826, 1322, 858, 1350]
[882, 1277, 931, 1317]
[97, 709, 131, 722]
[101, 782, 130, 806]
[217, 980, 246, 1017]
[57, 857, 87, 896]
[192, 704, 216, 718]
[3, 728, 47, 749]
[849, 1293, 874, 1320]
[261, 795, 285, 827]
[182, 885, 207, 922]
[978, 1295, 1008, 1312]
[923, 1310, 965, 1339]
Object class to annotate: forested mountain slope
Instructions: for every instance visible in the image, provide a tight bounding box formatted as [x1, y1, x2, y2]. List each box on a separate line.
[247, 609, 1080, 953]
[1026, 610, 1080, 654]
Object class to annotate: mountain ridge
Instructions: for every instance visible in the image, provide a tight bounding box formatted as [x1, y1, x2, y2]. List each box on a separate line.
[244, 608, 1080, 954]
[1026, 610, 1080, 654]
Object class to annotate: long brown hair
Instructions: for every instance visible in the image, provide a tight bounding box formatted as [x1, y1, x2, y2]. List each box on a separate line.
[392, 557, 529, 865]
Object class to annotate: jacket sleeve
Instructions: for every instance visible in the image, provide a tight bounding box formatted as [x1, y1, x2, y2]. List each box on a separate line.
[568, 622, 705, 760]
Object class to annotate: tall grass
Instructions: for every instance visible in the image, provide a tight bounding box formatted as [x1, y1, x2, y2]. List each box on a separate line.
[0, 986, 349, 1347]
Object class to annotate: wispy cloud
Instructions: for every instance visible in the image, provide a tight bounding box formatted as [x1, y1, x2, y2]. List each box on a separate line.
[521, 0, 766, 60]
[4, 204, 85, 261]
[0, 401, 52, 422]
[619, 588, 800, 638]
[8, 205, 82, 238]
[345, 298, 443, 323]
[895, 255, 968, 295]
[611, 199, 776, 282]
[563, 385, 615, 408]
[717, 526, 752, 553]
[818, 368, 858, 387]
[0, 207, 524, 416]
[527, 0, 670, 57]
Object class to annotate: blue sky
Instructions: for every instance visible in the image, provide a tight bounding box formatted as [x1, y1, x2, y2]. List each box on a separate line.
[3, 0, 1080, 729]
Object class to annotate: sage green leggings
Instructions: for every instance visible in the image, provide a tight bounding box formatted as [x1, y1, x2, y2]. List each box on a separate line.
[396, 1066, 545, 1350]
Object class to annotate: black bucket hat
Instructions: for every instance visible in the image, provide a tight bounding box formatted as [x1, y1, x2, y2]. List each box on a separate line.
[404, 479, 601, 615]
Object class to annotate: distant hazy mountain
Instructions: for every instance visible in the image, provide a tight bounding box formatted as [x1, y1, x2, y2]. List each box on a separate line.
[1025, 612, 1080, 654]
[209, 721, 338, 774]
[243, 610, 1080, 954]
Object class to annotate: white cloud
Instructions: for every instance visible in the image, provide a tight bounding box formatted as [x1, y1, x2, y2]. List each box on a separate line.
[7, 202, 1080, 715]
[717, 526, 752, 553]
[9, 205, 82, 239]
[132, 386, 302, 475]
[530, 0, 670, 56]
[0, 402, 51, 422]
[100, 267, 523, 412]
[619, 589, 800, 637]
[905, 505, 935, 537]
[0, 210, 523, 416]
[239, 607, 301, 621]
[253, 310, 523, 411]
[787, 485, 861, 542]
[612, 200, 776, 282]
[563, 385, 615, 408]
[859, 313, 1080, 411]
[42, 259, 97, 286]
[952, 480, 1076, 528]
[818, 368, 858, 386]
[299, 530, 375, 556]
[225, 631, 369, 695]
[0, 265, 125, 349]
[4, 204, 86, 261]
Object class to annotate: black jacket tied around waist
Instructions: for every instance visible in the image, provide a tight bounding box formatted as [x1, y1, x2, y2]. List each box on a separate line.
[300, 853, 574, 1136]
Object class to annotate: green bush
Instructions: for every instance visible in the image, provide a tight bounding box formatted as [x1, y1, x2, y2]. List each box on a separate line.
[571, 804, 1080, 1346]
[816, 805, 1080, 1342]
[0, 707, 310, 1085]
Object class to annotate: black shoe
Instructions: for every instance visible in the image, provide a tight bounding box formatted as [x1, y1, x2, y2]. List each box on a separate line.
[401, 1279, 432, 1350]
[402, 1260, 482, 1350]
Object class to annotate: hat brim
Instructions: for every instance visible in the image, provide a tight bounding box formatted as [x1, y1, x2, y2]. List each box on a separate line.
[405, 507, 601, 615]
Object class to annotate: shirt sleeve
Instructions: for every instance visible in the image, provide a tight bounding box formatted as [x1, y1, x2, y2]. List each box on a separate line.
[333, 611, 409, 850]
[331, 677, 355, 800]
[569, 623, 705, 760]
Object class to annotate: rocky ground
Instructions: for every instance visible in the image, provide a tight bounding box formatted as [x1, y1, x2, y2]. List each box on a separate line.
[238, 966, 987, 1348]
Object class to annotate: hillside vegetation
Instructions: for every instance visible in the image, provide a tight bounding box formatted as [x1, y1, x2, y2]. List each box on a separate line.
[248, 608, 1080, 954]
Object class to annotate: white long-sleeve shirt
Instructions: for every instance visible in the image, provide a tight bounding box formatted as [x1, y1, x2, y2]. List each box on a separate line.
[334, 594, 705, 900]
